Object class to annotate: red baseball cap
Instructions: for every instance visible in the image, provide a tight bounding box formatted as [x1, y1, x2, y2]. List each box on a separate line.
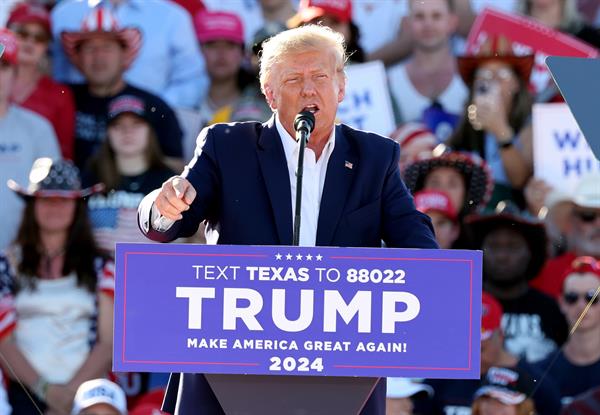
[0, 29, 19, 66]
[288, 0, 352, 28]
[414, 190, 458, 223]
[193, 11, 244, 45]
[390, 122, 437, 149]
[7, 2, 52, 35]
[562, 256, 600, 283]
[482, 292, 503, 341]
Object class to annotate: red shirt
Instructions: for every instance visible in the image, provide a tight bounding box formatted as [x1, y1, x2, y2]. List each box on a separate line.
[530, 252, 577, 299]
[18, 76, 75, 160]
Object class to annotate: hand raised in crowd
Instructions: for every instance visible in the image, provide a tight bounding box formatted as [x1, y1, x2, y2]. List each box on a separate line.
[155, 176, 197, 220]
[470, 85, 513, 142]
[45, 383, 77, 415]
[524, 177, 554, 217]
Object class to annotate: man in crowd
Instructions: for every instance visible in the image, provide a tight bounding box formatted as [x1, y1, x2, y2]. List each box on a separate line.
[535, 256, 600, 405]
[72, 379, 127, 415]
[415, 292, 561, 415]
[465, 203, 569, 363]
[387, 0, 467, 139]
[0, 29, 60, 251]
[532, 173, 600, 298]
[138, 24, 438, 414]
[60, 7, 183, 171]
[194, 11, 270, 128]
[51, 0, 207, 110]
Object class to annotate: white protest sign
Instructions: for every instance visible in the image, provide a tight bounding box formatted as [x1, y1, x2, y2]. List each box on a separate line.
[533, 103, 600, 193]
[337, 60, 396, 137]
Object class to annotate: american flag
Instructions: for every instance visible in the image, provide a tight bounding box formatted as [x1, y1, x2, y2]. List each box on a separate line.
[88, 191, 150, 255]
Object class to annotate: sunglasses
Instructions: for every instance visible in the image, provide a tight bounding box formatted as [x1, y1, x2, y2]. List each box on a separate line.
[15, 28, 50, 44]
[574, 210, 600, 223]
[563, 290, 599, 306]
[474, 67, 515, 83]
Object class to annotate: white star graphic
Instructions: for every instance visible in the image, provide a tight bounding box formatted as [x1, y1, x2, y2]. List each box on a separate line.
[316, 254, 323, 261]
[296, 254, 303, 260]
[286, 253, 293, 260]
[305, 254, 313, 261]
[275, 253, 282, 260]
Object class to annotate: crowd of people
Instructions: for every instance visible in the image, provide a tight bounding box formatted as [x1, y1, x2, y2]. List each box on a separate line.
[0, 0, 599, 414]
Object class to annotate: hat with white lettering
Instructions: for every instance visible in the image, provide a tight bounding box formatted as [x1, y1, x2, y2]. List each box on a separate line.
[107, 94, 151, 124]
[414, 190, 458, 223]
[72, 379, 127, 415]
[474, 366, 534, 405]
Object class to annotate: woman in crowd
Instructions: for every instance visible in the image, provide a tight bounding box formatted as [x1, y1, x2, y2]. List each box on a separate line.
[7, 1, 75, 160]
[403, 150, 493, 219]
[0, 158, 112, 414]
[447, 36, 534, 208]
[85, 94, 176, 257]
[84, 94, 175, 408]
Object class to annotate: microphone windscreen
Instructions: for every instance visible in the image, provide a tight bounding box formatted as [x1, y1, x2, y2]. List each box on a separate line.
[294, 111, 315, 133]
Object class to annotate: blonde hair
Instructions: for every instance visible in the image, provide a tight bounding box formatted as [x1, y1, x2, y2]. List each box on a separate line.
[259, 24, 347, 95]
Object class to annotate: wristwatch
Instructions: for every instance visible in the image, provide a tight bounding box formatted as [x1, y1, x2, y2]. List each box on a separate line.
[498, 127, 515, 150]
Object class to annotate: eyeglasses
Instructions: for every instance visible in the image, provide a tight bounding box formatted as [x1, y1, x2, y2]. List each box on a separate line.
[15, 28, 50, 44]
[563, 290, 599, 306]
[573, 210, 600, 223]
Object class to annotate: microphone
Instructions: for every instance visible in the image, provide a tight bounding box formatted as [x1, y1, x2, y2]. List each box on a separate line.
[292, 111, 315, 246]
[294, 111, 315, 140]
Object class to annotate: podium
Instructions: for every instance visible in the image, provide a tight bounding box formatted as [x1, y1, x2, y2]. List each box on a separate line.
[113, 244, 482, 414]
[206, 375, 379, 414]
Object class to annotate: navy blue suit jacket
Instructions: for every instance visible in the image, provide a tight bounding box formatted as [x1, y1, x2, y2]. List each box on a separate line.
[138, 117, 438, 414]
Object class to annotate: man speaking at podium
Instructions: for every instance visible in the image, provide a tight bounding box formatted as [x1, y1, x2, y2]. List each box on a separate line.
[138, 25, 438, 415]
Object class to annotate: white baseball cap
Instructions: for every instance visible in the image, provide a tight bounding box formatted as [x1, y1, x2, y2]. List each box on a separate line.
[386, 378, 433, 398]
[72, 379, 127, 415]
[573, 173, 600, 209]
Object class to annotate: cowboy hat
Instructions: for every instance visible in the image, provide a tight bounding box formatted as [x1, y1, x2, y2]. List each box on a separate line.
[7, 158, 104, 199]
[60, 7, 141, 72]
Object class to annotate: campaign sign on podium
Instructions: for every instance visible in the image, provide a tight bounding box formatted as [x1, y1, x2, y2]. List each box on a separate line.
[114, 244, 482, 379]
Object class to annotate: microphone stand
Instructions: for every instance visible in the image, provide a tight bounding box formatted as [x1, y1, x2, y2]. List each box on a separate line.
[293, 127, 309, 246]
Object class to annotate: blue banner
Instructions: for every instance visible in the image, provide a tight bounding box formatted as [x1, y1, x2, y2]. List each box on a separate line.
[114, 244, 482, 379]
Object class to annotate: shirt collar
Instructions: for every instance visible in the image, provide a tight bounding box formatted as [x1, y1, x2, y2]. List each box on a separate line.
[275, 113, 335, 162]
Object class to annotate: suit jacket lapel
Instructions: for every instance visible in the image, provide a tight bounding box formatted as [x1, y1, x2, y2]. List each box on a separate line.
[317, 125, 356, 246]
[257, 116, 293, 245]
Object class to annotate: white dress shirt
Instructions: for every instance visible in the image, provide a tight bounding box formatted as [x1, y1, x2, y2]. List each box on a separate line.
[275, 114, 336, 246]
[151, 114, 336, 246]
